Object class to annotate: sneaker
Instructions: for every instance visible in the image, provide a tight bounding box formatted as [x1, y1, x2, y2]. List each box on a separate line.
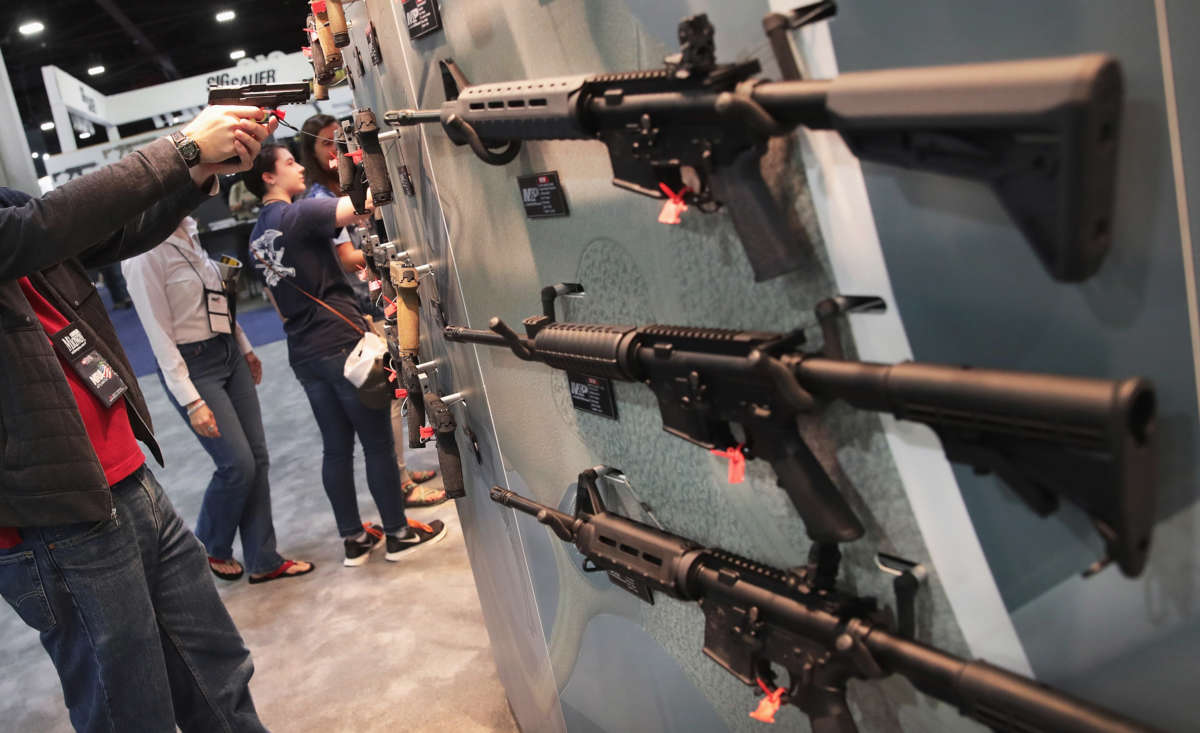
[343, 523, 385, 567]
[385, 518, 448, 561]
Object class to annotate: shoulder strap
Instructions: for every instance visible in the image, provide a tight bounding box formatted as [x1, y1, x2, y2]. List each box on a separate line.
[250, 250, 364, 336]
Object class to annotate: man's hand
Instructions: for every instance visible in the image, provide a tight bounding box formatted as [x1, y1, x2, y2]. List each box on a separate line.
[186, 400, 221, 439]
[245, 351, 263, 385]
[182, 106, 279, 182]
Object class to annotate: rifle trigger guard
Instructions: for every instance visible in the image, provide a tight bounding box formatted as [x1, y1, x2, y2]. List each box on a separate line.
[444, 113, 522, 165]
[714, 81, 786, 138]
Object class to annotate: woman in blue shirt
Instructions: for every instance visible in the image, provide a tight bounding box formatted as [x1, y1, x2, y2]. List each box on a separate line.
[242, 144, 448, 567]
[295, 114, 444, 507]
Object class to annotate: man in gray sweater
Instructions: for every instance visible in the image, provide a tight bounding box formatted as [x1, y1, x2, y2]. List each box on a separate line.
[0, 105, 277, 732]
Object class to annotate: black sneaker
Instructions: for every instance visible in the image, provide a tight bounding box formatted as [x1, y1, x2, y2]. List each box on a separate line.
[385, 518, 448, 561]
[343, 523, 385, 567]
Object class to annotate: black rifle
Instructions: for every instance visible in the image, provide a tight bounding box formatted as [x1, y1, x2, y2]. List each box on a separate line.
[490, 470, 1156, 733]
[353, 108, 394, 205]
[384, 14, 1121, 283]
[335, 122, 371, 215]
[423, 392, 465, 499]
[444, 296, 1156, 576]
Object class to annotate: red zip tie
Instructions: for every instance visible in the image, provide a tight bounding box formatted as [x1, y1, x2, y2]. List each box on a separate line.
[710, 444, 746, 483]
[749, 679, 785, 724]
[657, 183, 690, 225]
[345, 149, 364, 164]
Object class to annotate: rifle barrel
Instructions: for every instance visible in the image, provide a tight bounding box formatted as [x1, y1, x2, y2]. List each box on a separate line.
[386, 109, 443, 125]
[444, 325, 517, 348]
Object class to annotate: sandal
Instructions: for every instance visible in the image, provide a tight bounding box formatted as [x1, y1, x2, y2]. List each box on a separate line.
[248, 559, 316, 585]
[404, 481, 448, 508]
[408, 469, 437, 483]
[208, 557, 244, 581]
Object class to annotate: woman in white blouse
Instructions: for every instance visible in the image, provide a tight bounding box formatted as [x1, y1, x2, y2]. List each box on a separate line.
[123, 216, 313, 584]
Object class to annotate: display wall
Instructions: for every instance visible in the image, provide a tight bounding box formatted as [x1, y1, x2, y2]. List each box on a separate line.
[336, 1, 1196, 730]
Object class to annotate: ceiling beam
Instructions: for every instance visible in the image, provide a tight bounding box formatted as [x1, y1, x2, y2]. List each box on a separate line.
[92, 0, 180, 81]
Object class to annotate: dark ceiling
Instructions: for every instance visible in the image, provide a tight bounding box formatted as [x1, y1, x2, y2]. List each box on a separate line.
[4, 0, 311, 160]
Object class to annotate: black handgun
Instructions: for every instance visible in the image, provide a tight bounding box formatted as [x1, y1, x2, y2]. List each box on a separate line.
[446, 294, 1156, 576]
[207, 82, 312, 112]
[491, 470, 1157, 733]
[385, 14, 1121, 283]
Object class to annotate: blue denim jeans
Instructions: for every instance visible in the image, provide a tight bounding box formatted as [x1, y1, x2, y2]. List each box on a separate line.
[162, 334, 284, 574]
[292, 350, 407, 536]
[0, 467, 266, 732]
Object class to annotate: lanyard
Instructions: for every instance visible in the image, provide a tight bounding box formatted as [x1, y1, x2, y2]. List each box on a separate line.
[169, 241, 221, 289]
[169, 242, 233, 334]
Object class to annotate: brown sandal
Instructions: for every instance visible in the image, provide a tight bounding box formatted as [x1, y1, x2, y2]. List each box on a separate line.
[405, 482, 448, 507]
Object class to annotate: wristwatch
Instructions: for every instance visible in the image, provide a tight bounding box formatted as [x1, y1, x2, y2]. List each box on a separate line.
[170, 131, 202, 168]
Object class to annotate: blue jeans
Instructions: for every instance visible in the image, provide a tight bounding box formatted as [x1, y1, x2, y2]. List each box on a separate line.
[292, 350, 407, 536]
[0, 467, 266, 732]
[161, 334, 284, 574]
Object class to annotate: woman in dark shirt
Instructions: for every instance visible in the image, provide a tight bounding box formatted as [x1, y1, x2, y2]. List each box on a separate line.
[243, 144, 447, 566]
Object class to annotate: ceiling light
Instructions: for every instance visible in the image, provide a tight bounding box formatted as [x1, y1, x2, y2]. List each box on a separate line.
[18, 21, 44, 36]
[40, 121, 55, 131]
[79, 131, 92, 139]
[87, 65, 105, 76]
[31, 152, 39, 159]
[216, 10, 235, 22]
[229, 49, 246, 60]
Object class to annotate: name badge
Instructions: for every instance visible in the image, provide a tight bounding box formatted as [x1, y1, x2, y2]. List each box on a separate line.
[50, 323, 128, 407]
[205, 289, 232, 334]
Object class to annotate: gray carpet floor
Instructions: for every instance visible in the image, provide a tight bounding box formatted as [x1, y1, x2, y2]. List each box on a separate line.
[0, 339, 518, 733]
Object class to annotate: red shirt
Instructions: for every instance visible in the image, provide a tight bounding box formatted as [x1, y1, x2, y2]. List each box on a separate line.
[18, 277, 144, 487]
